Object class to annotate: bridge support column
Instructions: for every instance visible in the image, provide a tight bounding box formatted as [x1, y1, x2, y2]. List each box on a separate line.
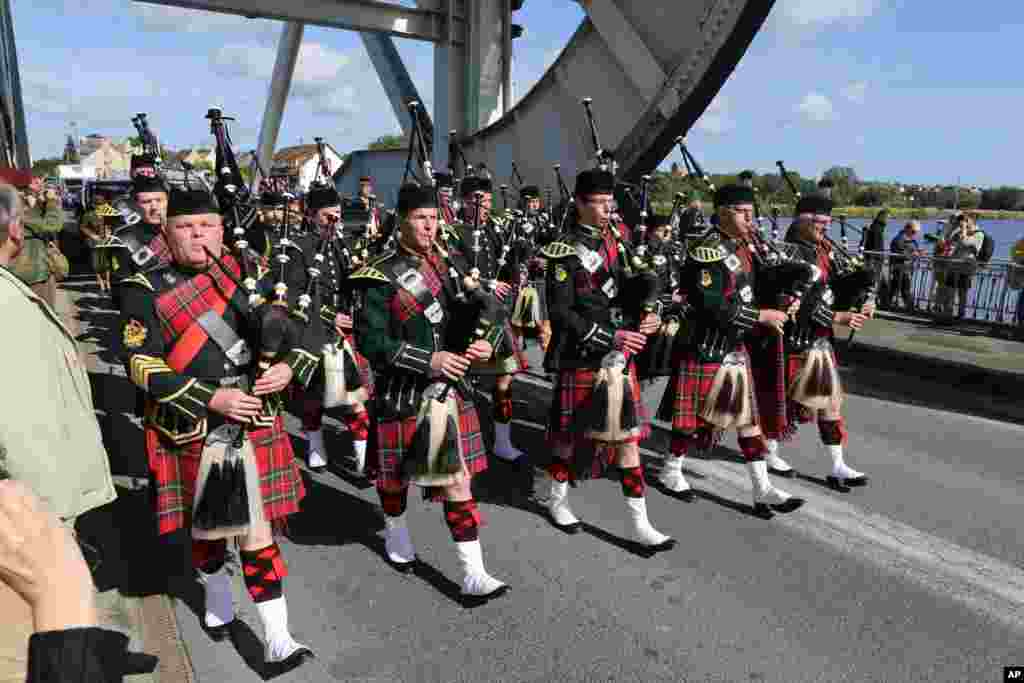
[361, 33, 430, 140]
[465, 0, 505, 130]
[256, 21, 304, 179]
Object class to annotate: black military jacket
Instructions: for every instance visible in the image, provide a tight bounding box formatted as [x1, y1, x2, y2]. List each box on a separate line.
[541, 223, 661, 371]
[680, 228, 761, 363]
[450, 216, 507, 286]
[116, 254, 320, 444]
[778, 237, 835, 351]
[109, 221, 167, 283]
[350, 243, 502, 419]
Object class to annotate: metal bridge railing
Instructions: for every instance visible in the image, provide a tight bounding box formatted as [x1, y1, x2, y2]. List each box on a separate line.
[860, 250, 1024, 333]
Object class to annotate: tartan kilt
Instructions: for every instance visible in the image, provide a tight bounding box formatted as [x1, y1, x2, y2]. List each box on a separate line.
[369, 392, 486, 497]
[760, 338, 843, 441]
[546, 364, 650, 480]
[345, 332, 375, 400]
[657, 345, 760, 435]
[145, 415, 305, 536]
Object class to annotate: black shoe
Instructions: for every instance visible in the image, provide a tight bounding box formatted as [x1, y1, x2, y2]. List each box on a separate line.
[829, 474, 868, 489]
[754, 497, 805, 517]
[631, 537, 677, 558]
[548, 514, 583, 534]
[386, 556, 419, 574]
[462, 585, 510, 607]
[202, 620, 235, 642]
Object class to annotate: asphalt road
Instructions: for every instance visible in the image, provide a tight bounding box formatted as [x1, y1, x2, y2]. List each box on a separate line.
[73, 291, 1024, 683]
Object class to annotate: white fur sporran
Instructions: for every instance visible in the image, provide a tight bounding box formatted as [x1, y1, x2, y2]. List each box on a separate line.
[192, 424, 264, 541]
[406, 382, 468, 489]
[322, 339, 369, 410]
[789, 338, 843, 411]
[699, 351, 754, 430]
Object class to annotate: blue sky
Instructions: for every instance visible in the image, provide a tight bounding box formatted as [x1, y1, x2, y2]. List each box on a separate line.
[13, 0, 1022, 187]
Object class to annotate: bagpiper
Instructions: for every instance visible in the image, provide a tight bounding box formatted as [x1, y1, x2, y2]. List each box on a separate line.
[540, 168, 675, 553]
[657, 184, 805, 516]
[509, 185, 552, 352]
[350, 183, 508, 602]
[451, 176, 529, 464]
[115, 187, 317, 668]
[749, 189, 871, 489]
[291, 183, 373, 477]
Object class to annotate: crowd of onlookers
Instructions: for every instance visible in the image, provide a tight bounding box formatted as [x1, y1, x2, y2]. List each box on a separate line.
[859, 209, 997, 320]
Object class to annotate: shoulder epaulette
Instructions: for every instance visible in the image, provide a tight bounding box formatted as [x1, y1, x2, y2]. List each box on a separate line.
[121, 271, 155, 291]
[540, 242, 576, 259]
[688, 234, 729, 263]
[349, 265, 390, 284]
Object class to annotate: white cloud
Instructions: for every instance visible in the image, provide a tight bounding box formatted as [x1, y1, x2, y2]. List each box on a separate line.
[775, 0, 881, 27]
[694, 96, 734, 135]
[796, 92, 836, 122]
[841, 80, 867, 104]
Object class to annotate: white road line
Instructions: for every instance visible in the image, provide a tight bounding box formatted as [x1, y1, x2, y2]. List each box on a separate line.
[510, 415, 1024, 632]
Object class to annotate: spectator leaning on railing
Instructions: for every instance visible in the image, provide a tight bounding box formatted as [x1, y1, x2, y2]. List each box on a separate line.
[0, 182, 117, 683]
[889, 220, 925, 313]
[946, 212, 986, 319]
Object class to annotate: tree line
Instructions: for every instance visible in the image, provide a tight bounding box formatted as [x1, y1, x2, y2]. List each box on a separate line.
[653, 164, 1024, 212]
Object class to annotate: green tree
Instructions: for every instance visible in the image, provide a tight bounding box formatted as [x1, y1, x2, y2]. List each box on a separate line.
[368, 134, 405, 151]
[31, 157, 63, 178]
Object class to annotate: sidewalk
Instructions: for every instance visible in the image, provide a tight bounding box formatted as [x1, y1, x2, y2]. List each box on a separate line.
[833, 312, 1024, 424]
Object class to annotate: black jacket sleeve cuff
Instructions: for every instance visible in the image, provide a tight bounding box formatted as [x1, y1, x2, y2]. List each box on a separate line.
[391, 343, 433, 375]
[27, 628, 131, 683]
[733, 305, 759, 332]
[284, 348, 321, 388]
[812, 302, 836, 328]
[583, 323, 615, 352]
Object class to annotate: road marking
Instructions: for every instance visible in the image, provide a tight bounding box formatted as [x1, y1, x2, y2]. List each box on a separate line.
[510, 413, 1024, 632]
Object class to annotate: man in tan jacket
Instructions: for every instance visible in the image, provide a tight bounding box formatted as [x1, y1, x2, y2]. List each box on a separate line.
[0, 182, 117, 683]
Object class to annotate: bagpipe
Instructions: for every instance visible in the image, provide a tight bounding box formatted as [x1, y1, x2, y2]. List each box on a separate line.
[130, 113, 163, 171]
[681, 144, 815, 319]
[776, 161, 877, 345]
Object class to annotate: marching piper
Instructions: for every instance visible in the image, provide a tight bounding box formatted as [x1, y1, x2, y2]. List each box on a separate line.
[509, 185, 552, 352]
[452, 176, 529, 464]
[540, 168, 675, 553]
[293, 183, 373, 477]
[350, 183, 508, 602]
[657, 184, 805, 516]
[115, 187, 318, 668]
[749, 190, 871, 489]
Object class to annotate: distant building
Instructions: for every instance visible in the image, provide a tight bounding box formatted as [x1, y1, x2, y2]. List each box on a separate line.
[77, 134, 130, 179]
[175, 148, 215, 167]
[272, 143, 346, 192]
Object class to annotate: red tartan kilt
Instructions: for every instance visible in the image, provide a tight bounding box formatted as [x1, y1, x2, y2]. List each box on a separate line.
[345, 333, 375, 399]
[370, 393, 487, 495]
[658, 346, 760, 434]
[751, 336, 842, 440]
[546, 364, 650, 479]
[145, 415, 306, 536]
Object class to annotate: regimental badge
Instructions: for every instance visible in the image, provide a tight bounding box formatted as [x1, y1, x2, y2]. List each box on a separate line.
[653, 254, 667, 266]
[740, 285, 753, 303]
[163, 272, 177, 285]
[555, 265, 568, 282]
[701, 270, 713, 288]
[724, 254, 741, 272]
[123, 319, 147, 349]
[822, 287, 835, 306]
[601, 278, 618, 299]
